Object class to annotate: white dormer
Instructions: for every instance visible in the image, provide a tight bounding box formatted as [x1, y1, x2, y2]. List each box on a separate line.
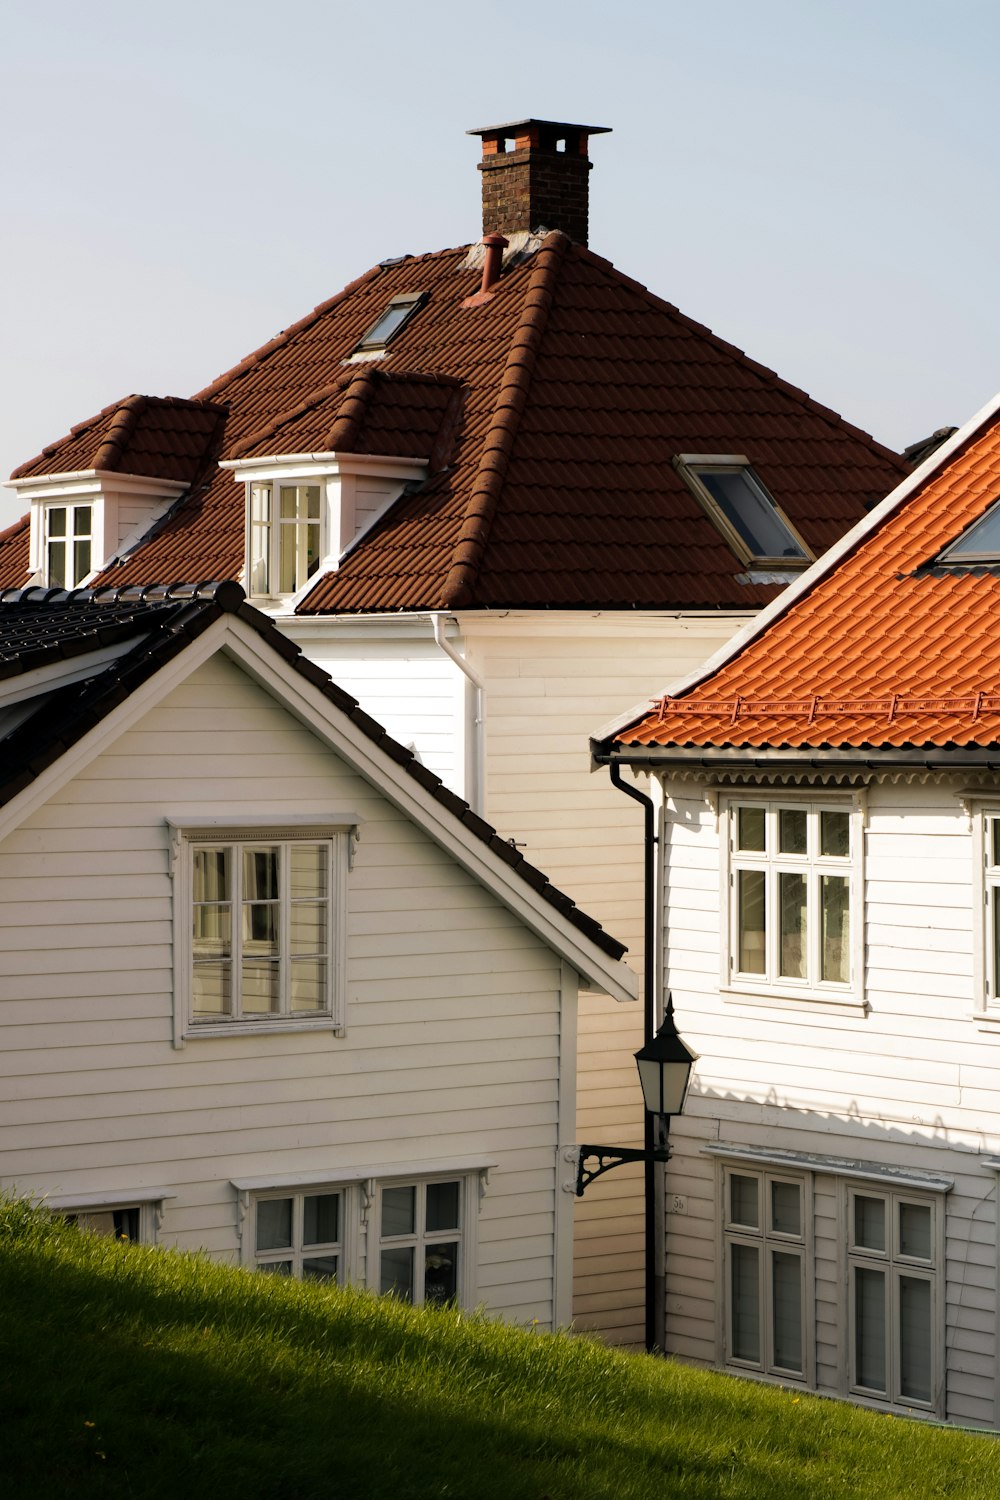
[8, 470, 190, 589]
[220, 451, 428, 610]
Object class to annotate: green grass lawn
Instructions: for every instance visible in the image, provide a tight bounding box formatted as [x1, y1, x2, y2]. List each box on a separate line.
[1, 1196, 998, 1499]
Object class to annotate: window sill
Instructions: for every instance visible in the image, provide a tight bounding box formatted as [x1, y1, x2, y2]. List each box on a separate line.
[721, 982, 867, 1014]
[183, 1017, 343, 1043]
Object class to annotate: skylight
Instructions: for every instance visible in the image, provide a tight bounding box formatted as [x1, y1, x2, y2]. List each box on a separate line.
[937, 498, 1000, 563]
[674, 455, 811, 567]
[353, 293, 427, 354]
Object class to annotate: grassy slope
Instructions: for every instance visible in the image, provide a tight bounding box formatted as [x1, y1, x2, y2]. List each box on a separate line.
[1, 1198, 998, 1500]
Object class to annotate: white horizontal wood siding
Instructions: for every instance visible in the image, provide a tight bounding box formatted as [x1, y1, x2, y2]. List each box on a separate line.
[0, 652, 574, 1329]
[661, 775, 1000, 1425]
[463, 612, 754, 1348]
[281, 625, 465, 795]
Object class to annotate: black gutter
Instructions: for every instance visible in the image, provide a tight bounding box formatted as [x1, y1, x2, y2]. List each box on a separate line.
[598, 745, 1000, 771]
[608, 759, 661, 1354]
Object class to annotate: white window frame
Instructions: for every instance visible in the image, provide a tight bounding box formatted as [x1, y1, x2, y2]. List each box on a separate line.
[721, 795, 863, 1006]
[234, 1163, 485, 1308]
[246, 1184, 359, 1282]
[247, 480, 324, 600]
[673, 453, 813, 569]
[169, 816, 356, 1046]
[843, 1185, 943, 1415]
[721, 1165, 813, 1386]
[46, 1188, 171, 1244]
[44, 501, 94, 589]
[370, 1172, 476, 1309]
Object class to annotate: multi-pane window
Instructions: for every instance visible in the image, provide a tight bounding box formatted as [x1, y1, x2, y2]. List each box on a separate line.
[252, 1190, 343, 1280]
[191, 838, 332, 1022]
[724, 1169, 807, 1380]
[377, 1179, 462, 1307]
[848, 1190, 937, 1409]
[248, 482, 322, 597]
[728, 802, 854, 991]
[45, 504, 92, 587]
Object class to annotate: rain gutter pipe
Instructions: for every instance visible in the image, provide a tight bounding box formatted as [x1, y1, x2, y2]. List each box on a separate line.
[609, 757, 661, 1354]
[428, 614, 485, 815]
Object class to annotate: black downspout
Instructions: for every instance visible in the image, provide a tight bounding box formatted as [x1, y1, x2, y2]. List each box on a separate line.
[609, 757, 661, 1354]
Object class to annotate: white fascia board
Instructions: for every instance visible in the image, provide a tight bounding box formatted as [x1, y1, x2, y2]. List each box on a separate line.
[219, 618, 639, 1003]
[0, 637, 148, 711]
[0, 612, 637, 1003]
[597, 388, 1000, 746]
[461, 608, 756, 642]
[7, 470, 188, 503]
[220, 451, 427, 483]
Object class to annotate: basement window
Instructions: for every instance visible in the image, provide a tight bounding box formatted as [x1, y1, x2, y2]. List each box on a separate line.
[674, 455, 811, 568]
[353, 292, 428, 354]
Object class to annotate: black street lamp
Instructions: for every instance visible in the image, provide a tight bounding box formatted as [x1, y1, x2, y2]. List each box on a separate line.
[575, 994, 697, 1350]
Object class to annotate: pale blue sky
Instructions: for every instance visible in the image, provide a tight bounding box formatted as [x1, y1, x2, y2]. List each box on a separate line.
[1, 0, 998, 526]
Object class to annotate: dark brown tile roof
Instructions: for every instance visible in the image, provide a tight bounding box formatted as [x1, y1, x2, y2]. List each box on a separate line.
[5, 235, 906, 610]
[0, 515, 29, 589]
[0, 580, 626, 962]
[12, 394, 228, 485]
[609, 406, 1000, 756]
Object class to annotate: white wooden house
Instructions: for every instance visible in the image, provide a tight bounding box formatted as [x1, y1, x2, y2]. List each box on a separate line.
[0, 120, 905, 1343]
[0, 580, 637, 1328]
[597, 392, 1000, 1422]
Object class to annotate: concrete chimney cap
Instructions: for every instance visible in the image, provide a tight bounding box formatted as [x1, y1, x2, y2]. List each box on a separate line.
[467, 119, 611, 139]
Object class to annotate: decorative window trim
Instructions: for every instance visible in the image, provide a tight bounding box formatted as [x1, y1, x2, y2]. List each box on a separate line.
[720, 794, 864, 1006]
[233, 1163, 487, 1307]
[673, 453, 813, 569]
[168, 815, 358, 1047]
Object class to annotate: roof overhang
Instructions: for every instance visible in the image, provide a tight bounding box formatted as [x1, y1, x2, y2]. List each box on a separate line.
[601, 744, 1000, 772]
[6, 470, 189, 503]
[220, 451, 428, 483]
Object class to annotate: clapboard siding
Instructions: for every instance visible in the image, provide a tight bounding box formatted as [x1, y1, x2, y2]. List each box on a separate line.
[0, 651, 586, 1330]
[659, 776, 1000, 1423]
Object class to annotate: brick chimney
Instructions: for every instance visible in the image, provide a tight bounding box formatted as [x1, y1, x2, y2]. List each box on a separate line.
[466, 118, 610, 247]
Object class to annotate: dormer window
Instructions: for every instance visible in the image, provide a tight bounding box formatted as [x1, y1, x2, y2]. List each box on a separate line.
[45, 504, 92, 588]
[674, 455, 812, 568]
[937, 498, 1000, 564]
[352, 293, 427, 355]
[249, 483, 322, 597]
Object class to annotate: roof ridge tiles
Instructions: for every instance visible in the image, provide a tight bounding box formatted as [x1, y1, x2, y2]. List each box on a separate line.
[441, 230, 569, 608]
[575, 246, 908, 475]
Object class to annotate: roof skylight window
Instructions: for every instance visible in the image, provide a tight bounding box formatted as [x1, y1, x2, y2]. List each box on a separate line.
[674, 455, 812, 568]
[937, 498, 1000, 563]
[353, 293, 427, 354]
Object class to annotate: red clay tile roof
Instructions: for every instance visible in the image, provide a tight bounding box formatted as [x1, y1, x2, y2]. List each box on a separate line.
[613, 406, 1000, 753]
[5, 234, 905, 610]
[0, 515, 29, 589]
[12, 394, 228, 485]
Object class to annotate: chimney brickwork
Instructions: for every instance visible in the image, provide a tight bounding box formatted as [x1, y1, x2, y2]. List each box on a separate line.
[468, 119, 610, 247]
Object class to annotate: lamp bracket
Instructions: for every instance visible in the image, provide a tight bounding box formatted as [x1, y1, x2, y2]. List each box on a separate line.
[575, 1142, 670, 1197]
